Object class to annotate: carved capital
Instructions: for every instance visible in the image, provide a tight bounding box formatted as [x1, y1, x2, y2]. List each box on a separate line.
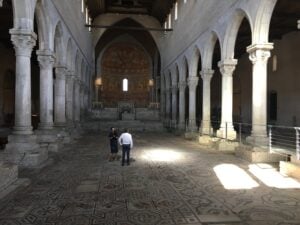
[200, 69, 214, 82]
[247, 43, 273, 65]
[171, 84, 178, 94]
[178, 81, 187, 91]
[55, 67, 67, 80]
[10, 29, 37, 57]
[188, 76, 199, 90]
[37, 50, 55, 70]
[218, 59, 237, 77]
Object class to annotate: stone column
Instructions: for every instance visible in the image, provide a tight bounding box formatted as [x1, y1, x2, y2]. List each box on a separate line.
[178, 81, 186, 130]
[188, 76, 199, 132]
[74, 79, 81, 122]
[165, 87, 171, 122]
[66, 71, 75, 125]
[6, 29, 47, 167]
[36, 50, 55, 130]
[217, 59, 237, 140]
[10, 29, 36, 135]
[54, 67, 67, 126]
[247, 43, 273, 145]
[200, 69, 214, 135]
[171, 84, 178, 127]
[160, 76, 165, 118]
[80, 83, 84, 119]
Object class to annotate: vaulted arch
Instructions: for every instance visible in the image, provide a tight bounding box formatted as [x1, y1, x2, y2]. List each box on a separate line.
[222, 8, 253, 60]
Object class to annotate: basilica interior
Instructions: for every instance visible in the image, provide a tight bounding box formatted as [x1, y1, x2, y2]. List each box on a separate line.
[0, 0, 300, 224]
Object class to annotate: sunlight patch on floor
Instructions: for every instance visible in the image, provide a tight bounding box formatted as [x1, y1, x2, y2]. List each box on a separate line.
[214, 164, 259, 190]
[142, 148, 183, 162]
[249, 163, 300, 189]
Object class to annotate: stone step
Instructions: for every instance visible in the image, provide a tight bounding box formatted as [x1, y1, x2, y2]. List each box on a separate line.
[82, 120, 164, 132]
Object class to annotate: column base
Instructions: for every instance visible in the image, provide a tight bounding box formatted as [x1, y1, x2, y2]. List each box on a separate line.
[217, 127, 236, 140]
[246, 134, 268, 147]
[35, 129, 62, 152]
[199, 135, 213, 145]
[12, 126, 33, 135]
[38, 123, 54, 130]
[5, 134, 48, 168]
[177, 122, 186, 131]
[199, 126, 213, 136]
[184, 131, 198, 140]
[235, 144, 285, 163]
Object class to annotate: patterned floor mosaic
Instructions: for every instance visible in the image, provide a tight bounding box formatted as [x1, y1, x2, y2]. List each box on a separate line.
[0, 132, 300, 225]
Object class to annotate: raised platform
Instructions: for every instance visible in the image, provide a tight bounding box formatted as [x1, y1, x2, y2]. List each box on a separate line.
[235, 144, 286, 163]
[82, 120, 164, 132]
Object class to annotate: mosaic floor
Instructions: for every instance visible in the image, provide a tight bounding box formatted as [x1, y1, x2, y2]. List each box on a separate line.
[0, 132, 300, 225]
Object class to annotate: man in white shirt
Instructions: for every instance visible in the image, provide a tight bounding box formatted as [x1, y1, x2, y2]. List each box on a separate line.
[118, 128, 133, 166]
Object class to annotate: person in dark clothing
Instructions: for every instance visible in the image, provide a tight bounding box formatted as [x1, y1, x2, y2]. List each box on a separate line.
[108, 127, 118, 161]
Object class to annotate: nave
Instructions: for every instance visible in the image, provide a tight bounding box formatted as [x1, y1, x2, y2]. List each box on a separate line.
[0, 133, 300, 225]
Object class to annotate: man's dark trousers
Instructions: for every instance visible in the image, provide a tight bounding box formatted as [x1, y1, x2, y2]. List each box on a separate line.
[122, 144, 131, 166]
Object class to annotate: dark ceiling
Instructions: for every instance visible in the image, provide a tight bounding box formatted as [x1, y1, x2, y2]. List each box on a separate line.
[86, 0, 176, 24]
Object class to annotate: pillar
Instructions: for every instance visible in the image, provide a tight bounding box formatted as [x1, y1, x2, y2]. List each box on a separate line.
[178, 81, 186, 130]
[200, 69, 214, 135]
[54, 67, 67, 126]
[171, 84, 178, 126]
[188, 76, 198, 132]
[160, 76, 165, 118]
[247, 43, 273, 145]
[74, 79, 81, 122]
[165, 87, 171, 122]
[66, 70, 75, 125]
[6, 29, 47, 167]
[217, 59, 237, 140]
[10, 29, 36, 135]
[37, 50, 55, 130]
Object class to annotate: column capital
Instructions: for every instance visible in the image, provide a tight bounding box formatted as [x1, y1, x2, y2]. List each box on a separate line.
[218, 59, 237, 77]
[178, 81, 186, 91]
[37, 49, 55, 70]
[10, 29, 37, 57]
[200, 69, 214, 81]
[55, 66, 67, 80]
[171, 84, 178, 93]
[188, 76, 199, 90]
[165, 87, 171, 94]
[247, 43, 273, 64]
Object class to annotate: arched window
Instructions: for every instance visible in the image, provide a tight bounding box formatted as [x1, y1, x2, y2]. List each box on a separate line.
[123, 78, 128, 92]
[174, 2, 178, 20]
[168, 13, 172, 29]
[81, 0, 85, 13]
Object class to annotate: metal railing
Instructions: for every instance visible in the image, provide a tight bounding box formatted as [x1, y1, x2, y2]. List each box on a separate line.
[163, 118, 300, 160]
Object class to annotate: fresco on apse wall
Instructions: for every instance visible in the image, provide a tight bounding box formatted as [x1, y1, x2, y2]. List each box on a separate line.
[101, 42, 151, 107]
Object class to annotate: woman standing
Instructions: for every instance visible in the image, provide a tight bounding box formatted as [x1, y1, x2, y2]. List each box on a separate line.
[108, 127, 118, 161]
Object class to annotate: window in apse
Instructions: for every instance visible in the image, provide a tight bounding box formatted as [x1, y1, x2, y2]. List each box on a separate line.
[123, 78, 128, 92]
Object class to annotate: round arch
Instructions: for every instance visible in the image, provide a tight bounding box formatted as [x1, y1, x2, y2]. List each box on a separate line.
[53, 21, 65, 65]
[222, 8, 253, 60]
